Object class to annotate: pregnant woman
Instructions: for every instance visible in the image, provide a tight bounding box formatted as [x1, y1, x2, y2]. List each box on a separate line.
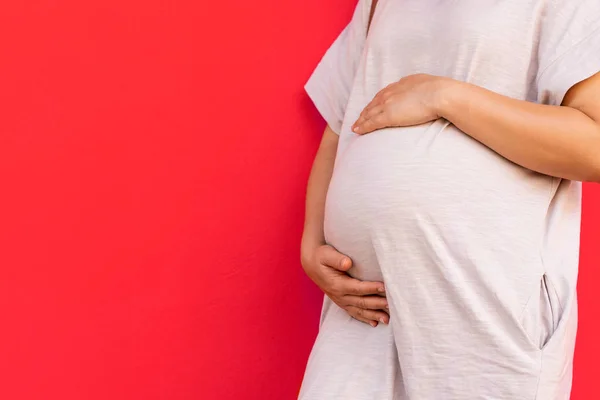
[299, 0, 600, 399]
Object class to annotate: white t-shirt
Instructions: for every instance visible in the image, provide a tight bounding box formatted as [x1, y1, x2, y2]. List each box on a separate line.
[303, 0, 600, 397]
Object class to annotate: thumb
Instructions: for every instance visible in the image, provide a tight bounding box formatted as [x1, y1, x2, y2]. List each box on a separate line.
[321, 245, 353, 272]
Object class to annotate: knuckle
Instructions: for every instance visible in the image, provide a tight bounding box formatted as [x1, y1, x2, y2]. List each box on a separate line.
[330, 282, 342, 296]
[357, 282, 369, 295]
[329, 292, 341, 303]
[358, 297, 367, 309]
[384, 94, 397, 105]
[339, 297, 350, 307]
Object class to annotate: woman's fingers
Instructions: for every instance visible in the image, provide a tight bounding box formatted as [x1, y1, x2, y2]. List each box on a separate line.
[343, 294, 389, 311]
[353, 104, 390, 134]
[348, 311, 379, 327]
[345, 306, 390, 326]
[355, 104, 384, 124]
[317, 245, 353, 272]
[308, 244, 390, 327]
[370, 84, 394, 106]
[339, 277, 386, 296]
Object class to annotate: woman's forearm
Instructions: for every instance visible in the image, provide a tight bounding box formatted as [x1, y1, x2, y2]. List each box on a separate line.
[437, 80, 600, 182]
[301, 125, 339, 264]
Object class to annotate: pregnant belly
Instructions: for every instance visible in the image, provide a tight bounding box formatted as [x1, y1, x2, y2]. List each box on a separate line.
[323, 121, 553, 280]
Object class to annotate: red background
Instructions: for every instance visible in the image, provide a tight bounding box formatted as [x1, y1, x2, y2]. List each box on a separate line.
[0, 1, 598, 399]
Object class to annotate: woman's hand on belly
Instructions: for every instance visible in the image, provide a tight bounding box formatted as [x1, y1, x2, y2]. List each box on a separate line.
[351, 73, 447, 135]
[301, 244, 389, 327]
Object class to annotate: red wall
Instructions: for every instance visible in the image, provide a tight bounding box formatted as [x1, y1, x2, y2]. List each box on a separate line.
[0, 1, 598, 399]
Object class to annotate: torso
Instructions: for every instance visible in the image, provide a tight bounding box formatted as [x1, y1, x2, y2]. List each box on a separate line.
[325, 0, 580, 313]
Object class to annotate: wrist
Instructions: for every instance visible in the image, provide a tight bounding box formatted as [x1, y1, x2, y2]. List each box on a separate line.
[433, 77, 465, 120]
[300, 235, 325, 265]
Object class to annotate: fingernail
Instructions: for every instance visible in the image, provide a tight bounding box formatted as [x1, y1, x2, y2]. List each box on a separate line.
[379, 318, 386, 324]
[370, 321, 377, 327]
[378, 286, 385, 293]
[385, 304, 389, 310]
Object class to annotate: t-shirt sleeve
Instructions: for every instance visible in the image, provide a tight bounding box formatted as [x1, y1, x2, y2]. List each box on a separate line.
[536, 0, 600, 105]
[304, 0, 370, 134]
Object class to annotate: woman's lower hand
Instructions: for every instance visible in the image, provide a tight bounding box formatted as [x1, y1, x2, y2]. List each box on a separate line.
[301, 244, 389, 327]
[352, 73, 452, 134]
